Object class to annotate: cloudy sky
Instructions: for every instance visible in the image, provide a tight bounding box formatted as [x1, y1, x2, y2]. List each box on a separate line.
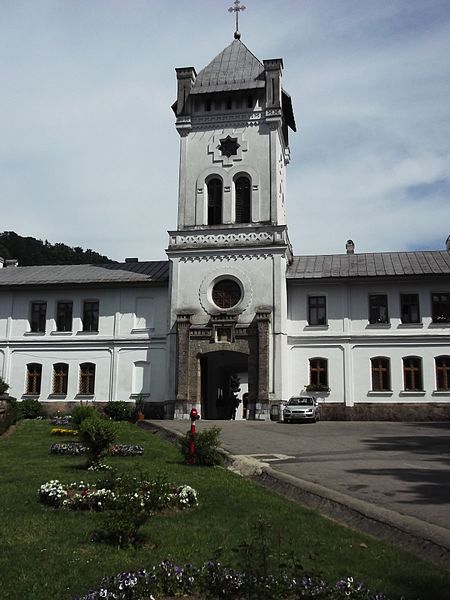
[1, 0, 449, 261]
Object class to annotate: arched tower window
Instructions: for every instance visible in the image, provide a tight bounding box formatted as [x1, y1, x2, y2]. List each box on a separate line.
[207, 178, 222, 225]
[235, 176, 251, 223]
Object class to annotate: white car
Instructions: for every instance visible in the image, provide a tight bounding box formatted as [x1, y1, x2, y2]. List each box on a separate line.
[283, 396, 320, 423]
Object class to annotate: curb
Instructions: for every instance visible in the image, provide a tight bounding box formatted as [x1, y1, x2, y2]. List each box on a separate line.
[139, 420, 450, 570]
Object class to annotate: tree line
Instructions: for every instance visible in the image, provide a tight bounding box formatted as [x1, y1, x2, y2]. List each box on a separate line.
[0, 232, 112, 266]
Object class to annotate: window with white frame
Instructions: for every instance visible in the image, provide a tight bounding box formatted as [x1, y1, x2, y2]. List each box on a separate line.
[207, 178, 222, 225]
[371, 357, 391, 391]
[308, 296, 327, 326]
[79, 363, 95, 395]
[431, 293, 450, 324]
[369, 294, 389, 324]
[309, 358, 328, 389]
[26, 363, 42, 395]
[52, 363, 69, 395]
[403, 356, 423, 391]
[435, 356, 450, 391]
[30, 302, 46, 333]
[82, 301, 99, 332]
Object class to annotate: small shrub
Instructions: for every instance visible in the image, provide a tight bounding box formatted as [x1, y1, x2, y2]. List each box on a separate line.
[19, 398, 44, 419]
[71, 404, 97, 427]
[103, 401, 133, 421]
[0, 377, 10, 395]
[89, 472, 198, 547]
[180, 426, 223, 466]
[0, 397, 18, 435]
[79, 414, 117, 466]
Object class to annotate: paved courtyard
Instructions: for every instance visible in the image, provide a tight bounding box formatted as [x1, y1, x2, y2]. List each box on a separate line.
[156, 419, 450, 531]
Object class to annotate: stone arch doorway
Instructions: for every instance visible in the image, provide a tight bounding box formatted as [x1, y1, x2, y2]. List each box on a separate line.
[200, 351, 249, 420]
[174, 311, 271, 420]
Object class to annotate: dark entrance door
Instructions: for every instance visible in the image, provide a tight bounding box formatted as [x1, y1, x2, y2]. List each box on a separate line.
[200, 351, 248, 420]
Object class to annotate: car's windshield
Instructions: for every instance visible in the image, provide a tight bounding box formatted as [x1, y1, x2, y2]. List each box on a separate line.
[288, 398, 313, 406]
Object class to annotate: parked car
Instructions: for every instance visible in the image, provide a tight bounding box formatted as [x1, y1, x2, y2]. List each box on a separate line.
[283, 396, 320, 423]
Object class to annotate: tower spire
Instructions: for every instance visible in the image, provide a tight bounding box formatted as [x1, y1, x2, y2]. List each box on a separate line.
[228, 0, 246, 39]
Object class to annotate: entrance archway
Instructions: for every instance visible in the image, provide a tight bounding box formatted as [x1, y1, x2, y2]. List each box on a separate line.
[201, 351, 249, 420]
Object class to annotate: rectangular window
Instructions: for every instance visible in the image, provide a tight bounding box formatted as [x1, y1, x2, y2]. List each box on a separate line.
[308, 296, 327, 326]
[56, 302, 73, 332]
[30, 302, 46, 333]
[400, 294, 420, 324]
[435, 356, 450, 391]
[79, 363, 95, 395]
[369, 294, 389, 324]
[52, 363, 68, 395]
[403, 357, 423, 391]
[82, 301, 99, 332]
[432, 293, 450, 324]
[371, 357, 391, 391]
[309, 358, 328, 388]
[26, 363, 42, 395]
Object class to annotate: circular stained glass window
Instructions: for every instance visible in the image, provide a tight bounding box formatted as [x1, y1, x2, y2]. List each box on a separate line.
[212, 279, 242, 309]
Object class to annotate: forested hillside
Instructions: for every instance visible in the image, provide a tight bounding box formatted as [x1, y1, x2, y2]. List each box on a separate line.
[0, 232, 112, 266]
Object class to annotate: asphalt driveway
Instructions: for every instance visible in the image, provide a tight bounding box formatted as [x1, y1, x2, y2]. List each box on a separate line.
[156, 419, 450, 532]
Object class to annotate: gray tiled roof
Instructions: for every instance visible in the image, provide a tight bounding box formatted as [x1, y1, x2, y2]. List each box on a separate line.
[0, 261, 169, 287]
[288, 251, 450, 280]
[191, 39, 265, 94]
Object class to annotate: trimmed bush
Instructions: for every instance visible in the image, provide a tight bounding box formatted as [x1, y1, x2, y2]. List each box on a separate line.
[180, 426, 223, 466]
[0, 397, 18, 435]
[71, 404, 98, 427]
[0, 377, 10, 395]
[19, 398, 44, 419]
[103, 401, 133, 421]
[79, 414, 118, 465]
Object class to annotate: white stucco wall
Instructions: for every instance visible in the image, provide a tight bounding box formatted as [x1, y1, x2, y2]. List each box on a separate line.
[0, 284, 169, 404]
[286, 278, 450, 406]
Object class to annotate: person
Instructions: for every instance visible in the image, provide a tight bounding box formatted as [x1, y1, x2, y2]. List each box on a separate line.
[242, 392, 248, 419]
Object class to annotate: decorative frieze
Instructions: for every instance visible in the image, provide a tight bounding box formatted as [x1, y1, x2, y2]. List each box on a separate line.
[180, 253, 272, 263]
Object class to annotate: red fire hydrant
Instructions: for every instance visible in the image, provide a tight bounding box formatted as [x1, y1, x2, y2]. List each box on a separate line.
[188, 407, 200, 465]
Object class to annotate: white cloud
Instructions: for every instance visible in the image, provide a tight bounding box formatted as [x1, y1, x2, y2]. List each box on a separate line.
[1, 0, 449, 260]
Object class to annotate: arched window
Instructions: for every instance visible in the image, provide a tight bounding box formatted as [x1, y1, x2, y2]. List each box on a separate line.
[403, 356, 423, 391]
[26, 363, 42, 395]
[79, 363, 96, 395]
[371, 357, 391, 391]
[435, 356, 450, 391]
[207, 178, 222, 225]
[309, 358, 328, 388]
[235, 176, 251, 223]
[53, 363, 69, 395]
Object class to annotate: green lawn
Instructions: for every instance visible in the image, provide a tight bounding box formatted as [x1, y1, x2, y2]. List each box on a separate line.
[1, 420, 449, 600]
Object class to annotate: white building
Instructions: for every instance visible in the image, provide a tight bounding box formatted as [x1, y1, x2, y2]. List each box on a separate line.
[1, 36, 449, 420]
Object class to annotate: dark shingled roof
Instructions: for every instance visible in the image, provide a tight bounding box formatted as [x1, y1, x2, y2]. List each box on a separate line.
[191, 39, 265, 94]
[288, 251, 450, 280]
[0, 261, 169, 287]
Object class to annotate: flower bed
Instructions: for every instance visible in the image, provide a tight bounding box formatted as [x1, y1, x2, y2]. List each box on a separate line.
[49, 443, 144, 456]
[50, 415, 72, 426]
[109, 444, 144, 456]
[50, 427, 79, 436]
[39, 478, 198, 512]
[74, 560, 397, 600]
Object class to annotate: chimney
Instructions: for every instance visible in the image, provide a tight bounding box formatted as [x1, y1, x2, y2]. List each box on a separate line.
[125, 257, 138, 263]
[264, 58, 283, 110]
[446, 235, 450, 252]
[346, 240, 355, 255]
[4, 259, 18, 267]
[175, 67, 196, 116]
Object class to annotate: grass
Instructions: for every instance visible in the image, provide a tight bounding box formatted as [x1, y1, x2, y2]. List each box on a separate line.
[0, 419, 449, 600]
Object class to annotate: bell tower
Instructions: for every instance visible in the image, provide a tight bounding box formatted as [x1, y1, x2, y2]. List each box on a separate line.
[167, 35, 296, 420]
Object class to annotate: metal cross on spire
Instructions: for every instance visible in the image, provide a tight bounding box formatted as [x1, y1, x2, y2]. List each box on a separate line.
[228, 0, 246, 39]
